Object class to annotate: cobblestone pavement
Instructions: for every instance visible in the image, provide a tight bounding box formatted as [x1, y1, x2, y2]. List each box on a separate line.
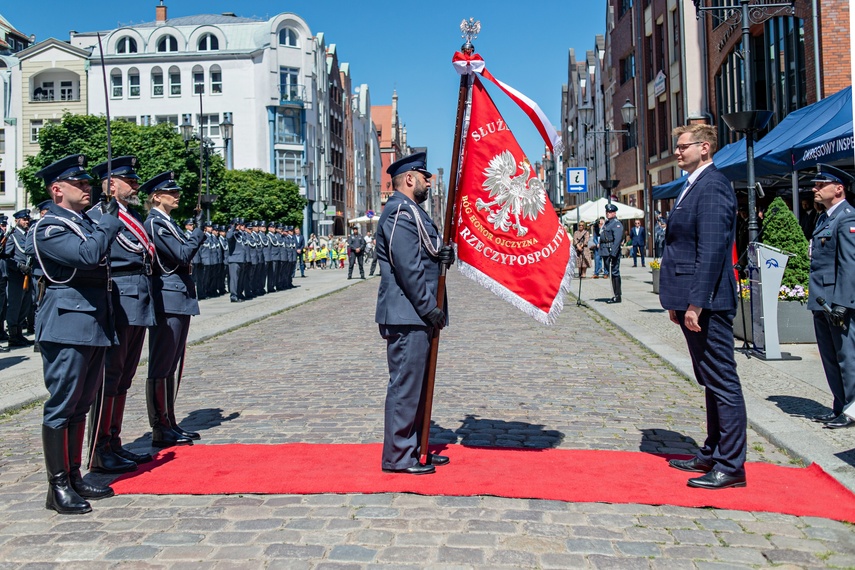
[0, 272, 853, 568]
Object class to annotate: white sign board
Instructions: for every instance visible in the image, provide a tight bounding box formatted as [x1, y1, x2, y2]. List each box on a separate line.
[566, 167, 587, 193]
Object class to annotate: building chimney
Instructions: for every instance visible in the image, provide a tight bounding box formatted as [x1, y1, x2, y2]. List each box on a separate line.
[156, 1, 167, 23]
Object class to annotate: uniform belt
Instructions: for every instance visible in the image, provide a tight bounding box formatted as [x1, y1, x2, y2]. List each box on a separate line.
[46, 276, 109, 289]
[111, 267, 151, 278]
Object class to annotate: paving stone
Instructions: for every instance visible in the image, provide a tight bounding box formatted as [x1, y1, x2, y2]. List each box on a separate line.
[588, 554, 652, 569]
[327, 545, 377, 562]
[762, 548, 823, 565]
[437, 546, 484, 565]
[615, 540, 662, 557]
[564, 538, 615, 555]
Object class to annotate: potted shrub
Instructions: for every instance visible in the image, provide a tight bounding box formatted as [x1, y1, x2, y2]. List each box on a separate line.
[649, 259, 661, 294]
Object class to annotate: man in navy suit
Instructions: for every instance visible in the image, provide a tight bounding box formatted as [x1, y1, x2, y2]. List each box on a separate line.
[630, 220, 646, 267]
[659, 124, 746, 490]
[374, 152, 454, 475]
[806, 163, 855, 429]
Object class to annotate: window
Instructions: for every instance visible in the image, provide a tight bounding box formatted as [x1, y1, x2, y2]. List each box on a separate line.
[198, 113, 220, 138]
[656, 22, 666, 74]
[0, 171, 5, 195]
[60, 80, 74, 101]
[671, 10, 681, 63]
[31, 120, 43, 143]
[644, 35, 654, 83]
[169, 68, 181, 96]
[41, 81, 55, 100]
[620, 53, 635, 84]
[279, 67, 300, 101]
[155, 115, 179, 131]
[275, 108, 302, 144]
[116, 36, 137, 54]
[278, 27, 298, 47]
[657, 99, 670, 154]
[198, 33, 219, 51]
[141, 115, 152, 126]
[152, 67, 163, 97]
[110, 70, 122, 98]
[128, 68, 140, 98]
[619, 0, 632, 18]
[0, 129, 4, 153]
[157, 35, 178, 53]
[210, 65, 222, 94]
[193, 66, 204, 94]
[115, 117, 137, 124]
[275, 150, 302, 183]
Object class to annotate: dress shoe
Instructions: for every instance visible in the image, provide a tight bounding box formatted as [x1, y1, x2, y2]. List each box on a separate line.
[606, 296, 622, 304]
[382, 463, 436, 475]
[668, 457, 714, 473]
[230, 296, 243, 303]
[823, 414, 855, 429]
[592, 275, 599, 279]
[428, 453, 449, 466]
[812, 411, 839, 423]
[687, 470, 746, 489]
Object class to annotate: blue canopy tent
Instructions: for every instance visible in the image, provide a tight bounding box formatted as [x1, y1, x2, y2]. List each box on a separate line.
[652, 175, 688, 200]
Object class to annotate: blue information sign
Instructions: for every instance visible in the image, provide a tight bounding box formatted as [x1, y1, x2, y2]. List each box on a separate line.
[566, 167, 587, 193]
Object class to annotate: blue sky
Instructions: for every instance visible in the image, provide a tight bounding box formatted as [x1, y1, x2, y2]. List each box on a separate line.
[4, 0, 606, 184]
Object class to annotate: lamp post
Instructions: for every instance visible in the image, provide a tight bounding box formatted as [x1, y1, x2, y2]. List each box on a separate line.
[180, 113, 233, 222]
[578, 99, 636, 205]
[693, 0, 795, 244]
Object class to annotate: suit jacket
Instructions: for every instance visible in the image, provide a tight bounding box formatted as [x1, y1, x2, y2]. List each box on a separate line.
[659, 164, 737, 312]
[30, 203, 123, 345]
[89, 205, 156, 328]
[226, 227, 247, 263]
[807, 200, 855, 311]
[374, 191, 447, 326]
[145, 209, 204, 316]
[631, 225, 646, 246]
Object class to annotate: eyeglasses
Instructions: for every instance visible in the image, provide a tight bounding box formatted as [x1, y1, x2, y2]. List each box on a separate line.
[675, 142, 703, 152]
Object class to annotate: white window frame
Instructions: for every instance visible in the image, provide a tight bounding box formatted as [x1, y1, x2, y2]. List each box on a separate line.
[128, 72, 140, 98]
[111, 72, 122, 98]
[152, 70, 164, 97]
[169, 71, 181, 96]
[210, 68, 222, 94]
[30, 120, 43, 143]
[157, 35, 178, 53]
[60, 80, 74, 101]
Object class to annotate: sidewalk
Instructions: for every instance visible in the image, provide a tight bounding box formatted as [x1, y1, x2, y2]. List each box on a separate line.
[0, 267, 370, 415]
[575, 261, 855, 491]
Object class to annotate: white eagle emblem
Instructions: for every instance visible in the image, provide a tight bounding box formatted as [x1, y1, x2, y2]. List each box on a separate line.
[476, 150, 547, 237]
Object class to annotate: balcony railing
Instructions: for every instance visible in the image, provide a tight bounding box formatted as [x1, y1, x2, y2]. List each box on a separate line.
[278, 84, 305, 106]
[30, 93, 81, 103]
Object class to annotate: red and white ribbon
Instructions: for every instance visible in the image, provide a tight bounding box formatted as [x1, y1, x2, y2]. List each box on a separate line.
[452, 52, 564, 154]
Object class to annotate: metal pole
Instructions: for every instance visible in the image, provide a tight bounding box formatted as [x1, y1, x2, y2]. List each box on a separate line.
[604, 125, 612, 204]
[205, 144, 211, 222]
[741, 0, 759, 245]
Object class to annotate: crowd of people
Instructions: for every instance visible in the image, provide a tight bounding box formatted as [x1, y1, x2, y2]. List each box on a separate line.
[569, 214, 668, 282]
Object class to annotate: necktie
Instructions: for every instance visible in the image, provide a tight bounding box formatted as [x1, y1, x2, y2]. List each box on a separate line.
[676, 181, 691, 205]
[814, 212, 828, 232]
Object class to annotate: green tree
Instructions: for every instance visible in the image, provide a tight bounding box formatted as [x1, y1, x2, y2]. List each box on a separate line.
[760, 196, 810, 288]
[214, 169, 306, 226]
[18, 113, 224, 221]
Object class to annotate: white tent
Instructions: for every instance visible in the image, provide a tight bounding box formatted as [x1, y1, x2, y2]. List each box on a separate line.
[348, 215, 376, 224]
[562, 198, 645, 224]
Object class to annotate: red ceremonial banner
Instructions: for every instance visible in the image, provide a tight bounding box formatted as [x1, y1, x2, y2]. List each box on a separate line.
[453, 77, 573, 324]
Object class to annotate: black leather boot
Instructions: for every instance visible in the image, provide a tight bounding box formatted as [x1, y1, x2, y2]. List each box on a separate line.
[8, 325, 33, 347]
[67, 421, 114, 500]
[147, 378, 192, 448]
[166, 375, 200, 440]
[42, 425, 91, 515]
[88, 394, 136, 474]
[110, 393, 152, 464]
[607, 276, 622, 304]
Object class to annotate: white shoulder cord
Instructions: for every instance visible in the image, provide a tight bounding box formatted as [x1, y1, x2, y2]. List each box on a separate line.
[32, 215, 88, 284]
[148, 217, 183, 276]
[387, 203, 442, 270]
[116, 232, 145, 254]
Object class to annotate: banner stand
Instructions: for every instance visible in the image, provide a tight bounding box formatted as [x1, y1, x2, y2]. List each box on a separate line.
[745, 242, 802, 361]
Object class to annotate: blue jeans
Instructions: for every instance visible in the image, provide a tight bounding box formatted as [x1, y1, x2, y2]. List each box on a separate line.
[594, 249, 603, 276]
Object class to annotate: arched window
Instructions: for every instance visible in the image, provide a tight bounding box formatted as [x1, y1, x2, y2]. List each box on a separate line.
[198, 33, 219, 51]
[192, 65, 205, 94]
[157, 35, 178, 53]
[278, 27, 298, 47]
[110, 69, 123, 98]
[116, 36, 138, 54]
[128, 67, 140, 98]
[151, 66, 164, 97]
[168, 66, 181, 96]
[210, 64, 223, 94]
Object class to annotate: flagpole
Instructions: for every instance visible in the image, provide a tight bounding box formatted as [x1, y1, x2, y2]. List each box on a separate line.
[418, 27, 478, 465]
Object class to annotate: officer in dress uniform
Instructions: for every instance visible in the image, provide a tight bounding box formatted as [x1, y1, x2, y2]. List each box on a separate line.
[374, 152, 454, 475]
[283, 226, 297, 289]
[258, 220, 272, 293]
[185, 218, 204, 299]
[199, 221, 216, 299]
[244, 221, 258, 298]
[216, 224, 228, 295]
[600, 204, 624, 303]
[266, 222, 280, 293]
[807, 164, 855, 429]
[28, 201, 53, 339]
[86, 156, 155, 473]
[6, 208, 34, 346]
[0, 215, 9, 344]
[142, 172, 205, 448]
[226, 218, 247, 302]
[31, 154, 124, 514]
[347, 226, 366, 279]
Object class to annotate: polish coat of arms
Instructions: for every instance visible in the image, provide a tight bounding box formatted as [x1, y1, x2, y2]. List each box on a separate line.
[476, 150, 547, 237]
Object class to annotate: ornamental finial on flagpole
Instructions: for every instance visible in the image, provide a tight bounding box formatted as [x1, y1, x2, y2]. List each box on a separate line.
[460, 18, 480, 54]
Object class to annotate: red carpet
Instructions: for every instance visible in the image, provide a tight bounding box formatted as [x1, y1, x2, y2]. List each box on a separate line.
[111, 444, 855, 522]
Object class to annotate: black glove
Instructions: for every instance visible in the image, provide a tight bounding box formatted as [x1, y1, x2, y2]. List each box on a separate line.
[17, 262, 31, 276]
[421, 307, 446, 329]
[194, 210, 204, 228]
[438, 245, 455, 268]
[831, 305, 849, 328]
[104, 198, 120, 217]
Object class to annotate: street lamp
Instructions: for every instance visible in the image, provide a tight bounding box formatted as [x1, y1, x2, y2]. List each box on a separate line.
[219, 113, 233, 170]
[579, 99, 637, 205]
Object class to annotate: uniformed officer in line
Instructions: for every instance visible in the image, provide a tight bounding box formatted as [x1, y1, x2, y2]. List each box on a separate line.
[279, 226, 293, 290]
[29, 201, 53, 338]
[243, 221, 258, 298]
[226, 218, 247, 302]
[347, 225, 366, 279]
[31, 154, 124, 514]
[216, 224, 228, 295]
[0, 215, 9, 344]
[294, 225, 306, 278]
[257, 220, 271, 293]
[807, 163, 855, 429]
[6, 209, 35, 346]
[142, 172, 205, 448]
[86, 156, 155, 474]
[199, 221, 216, 299]
[184, 218, 204, 299]
[374, 152, 454, 475]
[266, 222, 280, 293]
[600, 203, 624, 304]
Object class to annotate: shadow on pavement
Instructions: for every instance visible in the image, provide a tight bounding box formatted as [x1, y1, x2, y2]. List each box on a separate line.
[432, 414, 564, 449]
[766, 395, 828, 420]
[834, 449, 855, 468]
[639, 427, 699, 455]
[0, 355, 30, 372]
[181, 407, 240, 431]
